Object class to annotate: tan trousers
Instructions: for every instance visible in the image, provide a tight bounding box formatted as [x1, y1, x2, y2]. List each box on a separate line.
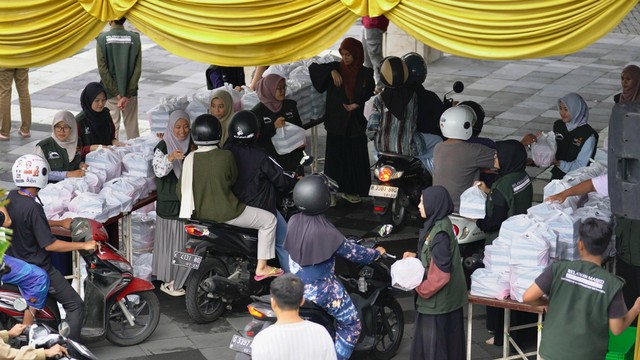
[0, 68, 31, 136]
[225, 205, 277, 260]
[106, 95, 139, 140]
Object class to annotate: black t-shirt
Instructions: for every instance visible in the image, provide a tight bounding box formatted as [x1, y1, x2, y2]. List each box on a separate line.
[5, 190, 56, 270]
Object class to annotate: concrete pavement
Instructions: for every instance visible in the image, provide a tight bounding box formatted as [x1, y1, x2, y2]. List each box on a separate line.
[0, 5, 639, 359]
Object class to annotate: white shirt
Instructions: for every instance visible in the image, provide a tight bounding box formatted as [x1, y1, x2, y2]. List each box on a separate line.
[592, 174, 608, 196]
[251, 320, 337, 360]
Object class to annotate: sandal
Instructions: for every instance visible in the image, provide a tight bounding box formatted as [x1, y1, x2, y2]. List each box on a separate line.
[254, 267, 284, 281]
[485, 336, 495, 345]
[160, 281, 185, 296]
[18, 130, 30, 138]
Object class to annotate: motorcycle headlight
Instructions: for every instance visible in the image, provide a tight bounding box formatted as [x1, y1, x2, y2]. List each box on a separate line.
[374, 165, 404, 182]
[108, 260, 133, 273]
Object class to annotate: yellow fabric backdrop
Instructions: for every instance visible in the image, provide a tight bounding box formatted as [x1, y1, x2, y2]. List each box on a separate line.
[0, 0, 636, 68]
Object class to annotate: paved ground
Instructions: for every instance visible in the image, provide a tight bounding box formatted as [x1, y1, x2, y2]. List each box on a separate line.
[0, 5, 639, 359]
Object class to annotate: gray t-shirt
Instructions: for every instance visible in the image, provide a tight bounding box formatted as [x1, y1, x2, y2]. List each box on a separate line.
[432, 141, 495, 211]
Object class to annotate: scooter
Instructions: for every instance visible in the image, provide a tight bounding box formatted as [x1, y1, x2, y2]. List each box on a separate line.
[369, 81, 464, 228]
[175, 173, 337, 324]
[230, 225, 404, 360]
[0, 218, 160, 346]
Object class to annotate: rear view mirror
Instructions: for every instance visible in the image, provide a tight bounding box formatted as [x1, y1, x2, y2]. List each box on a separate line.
[453, 81, 464, 93]
[58, 321, 70, 338]
[13, 298, 27, 312]
[378, 224, 394, 238]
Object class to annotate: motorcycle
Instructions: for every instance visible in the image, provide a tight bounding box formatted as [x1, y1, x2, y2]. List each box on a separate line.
[0, 218, 160, 346]
[174, 172, 338, 324]
[229, 225, 405, 360]
[369, 81, 464, 228]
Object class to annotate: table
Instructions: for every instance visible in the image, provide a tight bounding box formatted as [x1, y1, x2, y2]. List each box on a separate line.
[467, 294, 546, 360]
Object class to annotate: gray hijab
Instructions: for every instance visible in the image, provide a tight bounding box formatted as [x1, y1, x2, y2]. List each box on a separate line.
[559, 93, 588, 131]
[164, 110, 191, 178]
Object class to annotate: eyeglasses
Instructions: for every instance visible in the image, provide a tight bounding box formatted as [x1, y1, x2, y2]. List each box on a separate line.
[276, 85, 287, 92]
[54, 125, 72, 132]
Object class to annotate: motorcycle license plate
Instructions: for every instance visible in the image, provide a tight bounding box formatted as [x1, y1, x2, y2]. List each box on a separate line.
[229, 334, 252, 354]
[368, 185, 399, 199]
[172, 251, 202, 269]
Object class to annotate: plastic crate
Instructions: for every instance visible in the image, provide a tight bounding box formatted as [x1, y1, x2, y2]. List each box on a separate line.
[606, 327, 636, 360]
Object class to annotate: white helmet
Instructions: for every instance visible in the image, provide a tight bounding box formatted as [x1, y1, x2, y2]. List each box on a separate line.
[439, 105, 475, 140]
[12, 154, 49, 189]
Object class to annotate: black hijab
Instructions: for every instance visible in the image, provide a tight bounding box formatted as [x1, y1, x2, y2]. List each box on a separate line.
[417, 186, 454, 255]
[283, 212, 345, 266]
[381, 85, 415, 120]
[496, 140, 527, 177]
[80, 82, 112, 146]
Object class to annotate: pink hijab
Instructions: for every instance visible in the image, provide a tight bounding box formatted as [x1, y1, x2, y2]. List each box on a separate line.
[620, 65, 640, 102]
[255, 73, 285, 113]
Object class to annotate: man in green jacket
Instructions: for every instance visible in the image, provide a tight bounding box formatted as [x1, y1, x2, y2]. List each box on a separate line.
[96, 17, 141, 140]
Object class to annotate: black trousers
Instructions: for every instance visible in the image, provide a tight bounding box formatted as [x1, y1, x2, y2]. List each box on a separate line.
[47, 267, 84, 341]
[616, 257, 640, 326]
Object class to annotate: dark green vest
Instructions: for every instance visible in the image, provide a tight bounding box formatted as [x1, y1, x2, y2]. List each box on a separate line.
[36, 137, 82, 172]
[551, 120, 598, 179]
[155, 141, 185, 219]
[484, 171, 533, 244]
[540, 260, 624, 360]
[416, 217, 467, 314]
[615, 216, 640, 266]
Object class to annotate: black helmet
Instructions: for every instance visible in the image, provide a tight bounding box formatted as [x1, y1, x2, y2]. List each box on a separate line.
[293, 175, 331, 215]
[380, 56, 408, 88]
[191, 114, 222, 146]
[229, 110, 259, 144]
[459, 101, 486, 137]
[402, 52, 427, 86]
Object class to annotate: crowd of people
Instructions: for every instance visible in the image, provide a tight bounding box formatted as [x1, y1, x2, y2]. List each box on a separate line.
[0, 17, 639, 359]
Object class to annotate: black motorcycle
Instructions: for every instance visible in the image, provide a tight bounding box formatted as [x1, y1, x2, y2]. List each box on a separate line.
[229, 225, 404, 360]
[369, 81, 464, 228]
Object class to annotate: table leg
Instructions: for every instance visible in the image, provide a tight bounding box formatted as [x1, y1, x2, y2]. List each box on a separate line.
[467, 302, 473, 360]
[503, 308, 510, 359]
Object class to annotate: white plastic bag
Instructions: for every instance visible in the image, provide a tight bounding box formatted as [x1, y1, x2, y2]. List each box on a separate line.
[122, 152, 154, 177]
[271, 122, 306, 155]
[470, 268, 510, 300]
[85, 148, 122, 181]
[531, 131, 557, 167]
[459, 185, 487, 219]
[390, 257, 425, 291]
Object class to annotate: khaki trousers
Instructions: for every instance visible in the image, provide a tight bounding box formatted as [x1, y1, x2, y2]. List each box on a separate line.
[0, 68, 31, 136]
[106, 95, 139, 140]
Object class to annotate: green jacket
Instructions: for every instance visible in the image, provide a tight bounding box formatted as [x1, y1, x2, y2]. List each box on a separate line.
[36, 137, 81, 172]
[484, 171, 532, 244]
[416, 217, 467, 315]
[155, 141, 190, 219]
[96, 25, 142, 98]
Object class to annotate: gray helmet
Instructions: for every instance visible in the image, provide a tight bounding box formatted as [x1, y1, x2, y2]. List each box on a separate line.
[293, 175, 331, 215]
[191, 114, 222, 146]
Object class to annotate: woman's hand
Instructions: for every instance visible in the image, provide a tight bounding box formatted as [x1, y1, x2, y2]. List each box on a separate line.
[403, 252, 417, 259]
[168, 150, 185, 162]
[331, 70, 342, 87]
[521, 133, 537, 146]
[274, 117, 286, 129]
[474, 181, 490, 194]
[66, 169, 85, 178]
[113, 140, 126, 147]
[343, 103, 359, 112]
[545, 192, 567, 204]
[375, 246, 386, 257]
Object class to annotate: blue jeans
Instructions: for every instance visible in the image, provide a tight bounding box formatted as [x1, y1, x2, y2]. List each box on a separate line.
[275, 211, 290, 272]
[415, 133, 443, 174]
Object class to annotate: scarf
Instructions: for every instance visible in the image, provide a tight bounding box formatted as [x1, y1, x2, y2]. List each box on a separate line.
[256, 74, 284, 113]
[620, 65, 640, 103]
[417, 186, 454, 256]
[338, 37, 364, 102]
[210, 90, 235, 144]
[283, 213, 345, 266]
[559, 93, 588, 131]
[496, 140, 527, 177]
[51, 110, 78, 161]
[178, 145, 218, 219]
[381, 86, 415, 120]
[79, 82, 112, 146]
[164, 110, 191, 179]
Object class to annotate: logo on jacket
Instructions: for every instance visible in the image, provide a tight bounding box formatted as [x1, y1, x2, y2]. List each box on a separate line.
[47, 151, 60, 160]
[573, 137, 583, 146]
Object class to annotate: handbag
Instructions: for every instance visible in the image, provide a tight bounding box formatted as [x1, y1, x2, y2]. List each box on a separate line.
[271, 122, 306, 155]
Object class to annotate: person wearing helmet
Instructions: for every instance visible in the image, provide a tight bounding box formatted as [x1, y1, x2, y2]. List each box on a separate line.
[284, 175, 385, 360]
[366, 54, 445, 173]
[460, 100, 498, 187]
[179, 114, 282, 280]
[309, 37, 375, 204]
[432, 105, 495, 211]
[224, 110, 297, 272]
[5, 154, 99, 341]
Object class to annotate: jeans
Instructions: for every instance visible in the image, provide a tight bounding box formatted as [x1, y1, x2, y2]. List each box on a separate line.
[415, 133, 443, 173]
[275, 211, 290, 272]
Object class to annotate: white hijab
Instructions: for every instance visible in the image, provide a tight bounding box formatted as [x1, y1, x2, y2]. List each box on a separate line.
[178, 145, 218, 219]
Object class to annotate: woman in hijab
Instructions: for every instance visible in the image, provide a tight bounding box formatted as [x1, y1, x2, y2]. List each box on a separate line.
[284, 175, 385, 360]
[152, 110, 195, 296]
[403, 186, 466, 360]
[35, 110, 86, 182]
[209, 89, 235, 145]
[309, 37, 375, 204]
[251, 73, 304, 174]
[76, 82, 123, 157]
[522, 93, 597, 179]
[615, 64, 640, 103]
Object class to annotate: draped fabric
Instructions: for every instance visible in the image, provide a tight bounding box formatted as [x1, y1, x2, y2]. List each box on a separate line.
[0, 0, 636, 68]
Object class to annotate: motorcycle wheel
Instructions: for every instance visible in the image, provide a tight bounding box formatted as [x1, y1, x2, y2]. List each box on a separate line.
[185, 258, 229, 323]
[378, 195, 406, 230]
[106, 290, 160, 346]
[370, 296, 404, 360]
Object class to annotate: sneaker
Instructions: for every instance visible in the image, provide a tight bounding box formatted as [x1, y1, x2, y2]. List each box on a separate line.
[18, 130, 30, 138]
[341, 193, 361, 204]
[330, 193, 337, 207]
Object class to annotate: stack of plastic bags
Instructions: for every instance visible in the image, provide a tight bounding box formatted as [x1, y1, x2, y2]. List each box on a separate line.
[124, 210, 156, 282]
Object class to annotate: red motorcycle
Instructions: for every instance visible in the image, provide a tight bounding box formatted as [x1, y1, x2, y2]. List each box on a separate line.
[0, 218, 160, 346]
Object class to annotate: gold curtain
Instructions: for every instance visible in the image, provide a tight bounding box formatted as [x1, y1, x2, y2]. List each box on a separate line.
[0, 0, 636, 68]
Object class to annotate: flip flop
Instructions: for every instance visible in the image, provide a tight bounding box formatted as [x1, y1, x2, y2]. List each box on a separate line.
[160, 282, 185, 296]
[254, 267, 284, 281]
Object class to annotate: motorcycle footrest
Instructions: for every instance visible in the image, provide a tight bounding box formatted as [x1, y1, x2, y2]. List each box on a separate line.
[355, 335, 376, 351]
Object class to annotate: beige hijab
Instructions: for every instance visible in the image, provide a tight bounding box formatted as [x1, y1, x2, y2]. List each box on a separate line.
[51, 110, 78, 160]
[210, 90, 235, 144]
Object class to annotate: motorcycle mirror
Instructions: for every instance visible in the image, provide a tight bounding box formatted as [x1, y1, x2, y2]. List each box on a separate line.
[13, 298, 28, 312]
[58, 321, 71, 338]
[453, 81, 464, 93]
[299, 151, 314, 167]
[378, 224, 394, 238]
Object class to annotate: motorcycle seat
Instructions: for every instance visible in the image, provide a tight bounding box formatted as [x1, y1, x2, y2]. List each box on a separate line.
[378, 152, 414, 161]
[189, 219, 259, 237]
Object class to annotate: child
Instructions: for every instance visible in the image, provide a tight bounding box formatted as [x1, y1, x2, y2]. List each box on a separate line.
[523, 218, 640, 360]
